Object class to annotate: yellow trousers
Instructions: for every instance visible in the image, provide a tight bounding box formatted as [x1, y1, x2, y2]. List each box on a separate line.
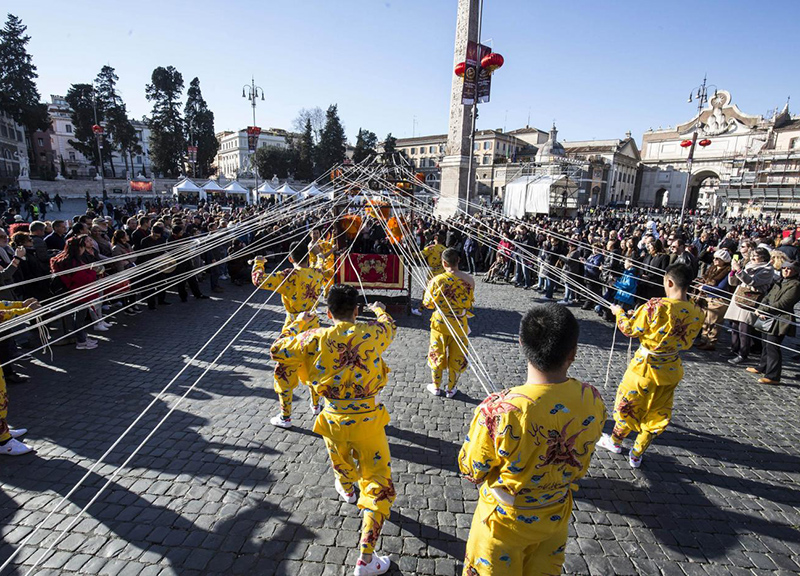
[274, 313, 320, 419]
[0, 367, 9, 443]
[612, 366, 677, 457]
[315, 397, 395, 555]
[428, 326, 469, 391]
[463, 485, 569, 576]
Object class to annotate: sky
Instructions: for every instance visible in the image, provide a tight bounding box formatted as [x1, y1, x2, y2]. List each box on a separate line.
[7, 0, 799, 146]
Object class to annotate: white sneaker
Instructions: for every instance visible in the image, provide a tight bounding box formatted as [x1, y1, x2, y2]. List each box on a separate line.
[270, 415, 292, 429]
[410, 308, 422, 317]
[93, 323, 109, 332]
[335, 479, 357, 504]
[100, 320, 114, 328]
[9, 428, 27, 439]
[311, 401, 322, 417]
[426, 384, 443, 397]
[354, 555, 391, 576]
[0, 438, 33, 456]
[76, 339, 98, 350]
[445, 386, 458, 399]
[596, 433, 623, 454]
[629, 452, 643, 469]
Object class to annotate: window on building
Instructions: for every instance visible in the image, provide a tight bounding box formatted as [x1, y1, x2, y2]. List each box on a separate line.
[69, 151, 76, 161]
[136, 156, 142, 164]
[65, 124, 73, 133]
[438, 145, 444, 153]
[0, 125, 6, 138]
[791, 137, 800, 149]
[474, 142, 479, 151]
[410, 148, 416, 154]
[484, 141, 492, 150]
[37, 138, 44, 147]
[16, 131, 22, 141]
[482, 156, 490, 165]
[39, 152, 45, 160]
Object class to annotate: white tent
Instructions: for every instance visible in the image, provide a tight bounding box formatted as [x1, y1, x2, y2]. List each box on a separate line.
[302, 184, 325, 198]
[502, 175, 556, 218]
[256, 181, 277, 194]
[277, 183, 299, 196]
[199, 179, 224, 202]
[173, 178, 203, 202]
[224, 181, 249, 195]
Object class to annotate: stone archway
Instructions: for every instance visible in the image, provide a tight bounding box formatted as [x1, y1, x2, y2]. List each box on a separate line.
[655, 187, 668, 207]
[688, 169, 720, 210]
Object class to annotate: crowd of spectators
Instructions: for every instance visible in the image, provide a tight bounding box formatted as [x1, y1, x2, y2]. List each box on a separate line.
[413, 207, 800, 386]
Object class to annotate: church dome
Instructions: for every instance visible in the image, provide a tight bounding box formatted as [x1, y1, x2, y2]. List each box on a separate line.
[536, 123, 565, 163]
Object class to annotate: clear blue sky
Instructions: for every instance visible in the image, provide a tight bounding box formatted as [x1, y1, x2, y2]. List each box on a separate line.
[8, 0, 799, 145]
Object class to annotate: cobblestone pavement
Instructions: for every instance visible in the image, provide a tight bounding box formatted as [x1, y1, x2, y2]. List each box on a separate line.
[1, 272, 799, 576]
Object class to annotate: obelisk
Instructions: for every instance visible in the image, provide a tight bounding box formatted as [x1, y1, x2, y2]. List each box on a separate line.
[436, 0, 479, 217]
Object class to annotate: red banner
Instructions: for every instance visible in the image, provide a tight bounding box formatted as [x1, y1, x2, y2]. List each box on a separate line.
[337, 253, 405, 289]
[129, 181, 153, 192]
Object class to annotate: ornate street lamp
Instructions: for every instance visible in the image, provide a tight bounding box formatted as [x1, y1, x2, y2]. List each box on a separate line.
[242, 77, 265, 201]
[679, 76, 717, 225]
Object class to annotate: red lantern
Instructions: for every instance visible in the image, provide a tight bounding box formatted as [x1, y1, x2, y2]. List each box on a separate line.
[481, 52, 504, 74]
[699, 139, 712, 147]
[92, 124, 104, 135]
[454, 61, 466, 78]
[414, 172, 425, 183]
[680, 139, 692, 148]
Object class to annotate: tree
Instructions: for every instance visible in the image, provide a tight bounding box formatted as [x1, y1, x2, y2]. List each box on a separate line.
[145, 66, 185, 177]
[382, 133, 398, 162]
[0, 15, 49, 147]
[184, 77, 219, 177]
[315, 104, 347, 173]
[292, 107, 325, 143]
[294, 118, 315, 181]
[254, 146, 292, 180]
[64, 83, 114, 177]
[352, 128, 378, 164]
[95, 65, 141, 177]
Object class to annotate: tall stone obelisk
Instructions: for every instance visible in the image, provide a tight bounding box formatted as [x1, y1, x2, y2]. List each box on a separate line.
[436, 0, 479, 217]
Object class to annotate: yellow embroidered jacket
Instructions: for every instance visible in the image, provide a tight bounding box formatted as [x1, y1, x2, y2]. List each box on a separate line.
[423, 272, 474, 337]
[251, 262, 325, 316]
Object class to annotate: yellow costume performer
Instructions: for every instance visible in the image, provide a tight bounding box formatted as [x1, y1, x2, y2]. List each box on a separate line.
[611, 297, 704, 458]
[270, 302, 397, 559]
[252, 260, 325, 420]
[422, 242, 446, 281]
[0, 300, 36, 455]
[423, 271, 474, 393]
[310, 235, 336, 296]
[459, 379, 606, 576]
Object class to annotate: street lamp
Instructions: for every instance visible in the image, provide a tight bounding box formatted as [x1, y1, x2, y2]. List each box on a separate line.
[679, 75, 717, 225]
[91, 86, 106, 196]
[242, 77, 265, 202]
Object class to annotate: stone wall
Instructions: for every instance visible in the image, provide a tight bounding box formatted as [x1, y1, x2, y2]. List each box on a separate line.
[27, 178, 181, 199]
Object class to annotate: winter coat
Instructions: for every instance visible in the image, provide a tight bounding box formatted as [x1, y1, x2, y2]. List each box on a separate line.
[613, 269, 639, 305]
[756, 276, 800, 337]
[724, 261, 774, 324]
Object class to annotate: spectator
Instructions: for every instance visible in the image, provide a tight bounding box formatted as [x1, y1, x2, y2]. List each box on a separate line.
[45, 220, 67, 252]
[725, 247, 774, 365]
[50, 235, 100, 350]
[695, 250, 733, 351]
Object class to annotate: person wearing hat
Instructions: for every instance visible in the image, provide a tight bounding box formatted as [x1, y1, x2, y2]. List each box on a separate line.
[747, 260, 800, 384]
[695, 248, 733, 351]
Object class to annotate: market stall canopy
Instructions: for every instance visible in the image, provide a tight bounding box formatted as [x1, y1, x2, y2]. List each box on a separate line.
[202, 180, 224, 192]
[256, 181, 278, 194]
[502, 175, 557, 218]
[223, 181, 249, 195]
[173, 178, 202, 193]
[302, 184, 325, 198]
[277, 183, 299, 196]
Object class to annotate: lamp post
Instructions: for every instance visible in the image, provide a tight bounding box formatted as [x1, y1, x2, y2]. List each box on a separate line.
[679, 75, 717, 226]
[91, 86, 106, 196]
[242, 77, 265, 203]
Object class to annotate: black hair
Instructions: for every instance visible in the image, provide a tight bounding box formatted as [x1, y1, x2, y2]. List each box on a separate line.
[289, 242, 307, 264]
[519, 303, 579, 372]
[753, 247, 771, 262]
[327, 284, 359, 319]
[436, 229, 447, 244]
[664, 263, 693, 290]
[442, 247, 460, 268]
[152, 224, 165, 236]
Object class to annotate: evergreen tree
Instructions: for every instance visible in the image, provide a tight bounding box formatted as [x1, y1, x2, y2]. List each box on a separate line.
[146, 66, 185, 177]
[65, 83, 113, 177]
[0, 15, 48, 145]
[184, 77, 219, 176]
[295, 118, 315, 180]
[95, 65, 141, 177]
[254, 146, 292, 180]
[352, 128, 378, 164]
[382, 133, 398, 162]
[315, 104, 347, 172]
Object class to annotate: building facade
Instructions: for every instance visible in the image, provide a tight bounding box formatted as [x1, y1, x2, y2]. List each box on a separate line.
[214, 129, 289, 179]
[639, 89, 800, 216]
[0, 111, 25, 183]
[562, 133, 641, 206]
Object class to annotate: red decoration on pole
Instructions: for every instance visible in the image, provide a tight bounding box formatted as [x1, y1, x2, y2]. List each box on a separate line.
[454, 61, 466, 78]
[92, 124, 104, 135]
[480, 52, 504, 74]
[699, 139, 712, 147]
[680, 139, 692, 148]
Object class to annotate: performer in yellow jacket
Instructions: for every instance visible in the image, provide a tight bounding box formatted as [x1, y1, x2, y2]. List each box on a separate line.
[270, 284, 397, 576]
[423, 248, 474, 398]
[597, 263, 704, 468]
[252, 242, 326, 428]
[0, 298, 41, 457]
[421, 229, 447, 282]
[308, 227, 336, 296]
[459, 303, 606, 576]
